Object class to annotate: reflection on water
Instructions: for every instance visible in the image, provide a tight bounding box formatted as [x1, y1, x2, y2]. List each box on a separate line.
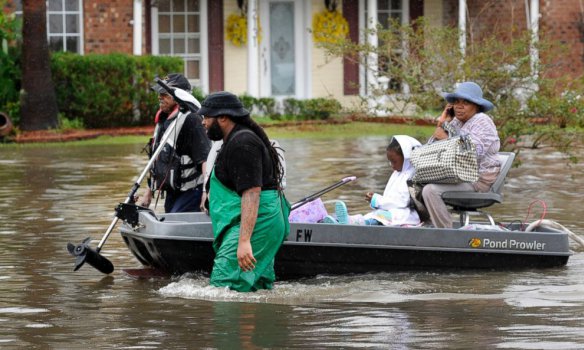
[1, 139, 583, 348]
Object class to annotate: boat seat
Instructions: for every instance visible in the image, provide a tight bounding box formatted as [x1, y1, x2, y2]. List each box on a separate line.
[442, 152, 515, 226]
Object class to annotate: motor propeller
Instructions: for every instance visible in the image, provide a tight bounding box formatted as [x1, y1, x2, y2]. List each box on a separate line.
[67, 237, 114, 274]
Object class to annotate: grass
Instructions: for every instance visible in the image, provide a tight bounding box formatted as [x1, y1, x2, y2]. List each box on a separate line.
[0, 121, 435, 148]
[265, 122, 434, 139]
[0, 135, 149, 148]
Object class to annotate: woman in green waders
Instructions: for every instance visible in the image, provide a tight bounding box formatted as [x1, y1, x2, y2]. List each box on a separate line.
[196, 91, 290, 292]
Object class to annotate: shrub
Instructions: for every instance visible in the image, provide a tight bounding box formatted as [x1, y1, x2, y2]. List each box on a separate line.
[238, 94, 257, 113]
[51, 53, 183, 128]
[191, 87, 206, 105]
[282, 98, 305, 119]
[58, 113, 84, 130]
[257, 97, 277, 117]
[281, 97, 343, 120]
[304, 98, 342, 120]
[0, 4, 21, 125]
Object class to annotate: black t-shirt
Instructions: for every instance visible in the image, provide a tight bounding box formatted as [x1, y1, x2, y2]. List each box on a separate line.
[214, 124, 278, 195]
[156, 112, 211, 167]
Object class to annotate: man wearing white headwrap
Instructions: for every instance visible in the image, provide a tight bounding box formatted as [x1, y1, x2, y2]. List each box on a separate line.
[324, 135, 422, 226]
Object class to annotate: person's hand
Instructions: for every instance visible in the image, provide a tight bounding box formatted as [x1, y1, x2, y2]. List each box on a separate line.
[437, 104, 454, 127]
[136, 191, 152, 208]
[365, 192, 374, 203]
[237, 240, 256, 272]
[200, 191, 208, 214]
[432, 126, 449, 140]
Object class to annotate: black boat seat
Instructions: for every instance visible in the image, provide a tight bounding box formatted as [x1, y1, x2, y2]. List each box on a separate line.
[442, 152, 515, 226]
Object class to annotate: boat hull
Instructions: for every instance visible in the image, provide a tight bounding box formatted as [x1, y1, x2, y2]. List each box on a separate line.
[120, 211, 571, 279]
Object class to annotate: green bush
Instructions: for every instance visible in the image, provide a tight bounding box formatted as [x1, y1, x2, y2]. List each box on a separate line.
[304, 97, 342, 120]
[235, 95, 343, 121]
[0, 4, 21, 125]
[282, 97, 342, 120]
[238, 94, 256, 113]
[51, 53, 183, 128]
[282, 98, 305, 119]
[58, 113, 84, 130]
[257, 97, 277, 116]
[192, 87, 206, 105]
[524, 80, 584, 128]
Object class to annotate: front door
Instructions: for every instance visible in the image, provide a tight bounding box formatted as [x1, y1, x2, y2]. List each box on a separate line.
[259, 0, 308, 98]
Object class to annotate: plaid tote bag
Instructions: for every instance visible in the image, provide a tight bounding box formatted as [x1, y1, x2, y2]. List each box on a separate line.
[410, 135, 479, 184]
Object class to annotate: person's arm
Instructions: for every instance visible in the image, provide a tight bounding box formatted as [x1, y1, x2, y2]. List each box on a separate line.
[200, 161, 208, 213]
[465, 115, 499, 157]
[370, 186, 411, 210]
[237, 187, 260, 271]
[370, 171, 412, 210]
[136, 125, 160, 207]
[136, 189, 153, 207]
[431, 105, 453, 141]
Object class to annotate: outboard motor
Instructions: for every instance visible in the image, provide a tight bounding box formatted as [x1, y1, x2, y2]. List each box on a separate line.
[0, 112, 13, 137]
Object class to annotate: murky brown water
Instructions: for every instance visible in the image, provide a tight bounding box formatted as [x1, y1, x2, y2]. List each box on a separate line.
[1, 138, 583, 349]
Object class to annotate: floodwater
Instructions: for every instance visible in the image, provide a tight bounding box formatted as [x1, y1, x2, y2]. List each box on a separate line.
[1, 137, 583, 349]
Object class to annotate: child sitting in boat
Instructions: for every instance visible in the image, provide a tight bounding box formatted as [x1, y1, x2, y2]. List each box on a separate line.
[323, 135, 422, 226]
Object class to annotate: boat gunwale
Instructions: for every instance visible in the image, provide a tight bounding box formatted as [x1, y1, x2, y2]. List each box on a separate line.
[120, 226, 572, 257]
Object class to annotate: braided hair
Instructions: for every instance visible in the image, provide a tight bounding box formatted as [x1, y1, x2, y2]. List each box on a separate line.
[233, 116, 285, 189]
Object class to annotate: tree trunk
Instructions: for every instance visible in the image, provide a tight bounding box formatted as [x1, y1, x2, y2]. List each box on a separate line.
[20, 0, 59, 131]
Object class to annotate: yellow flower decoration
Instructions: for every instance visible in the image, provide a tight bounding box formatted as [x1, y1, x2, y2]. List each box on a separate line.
[225, 14, 262, 47]
[312, 10, 349, 44]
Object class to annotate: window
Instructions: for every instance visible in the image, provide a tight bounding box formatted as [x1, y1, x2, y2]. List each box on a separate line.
[377, 0, 403, 29]
[47, 0, 82, 52]
[12, 0, 83, 53]
[362, 0, 407, 93]
[157, 0, 202, 83]
[378, 0, 404, 90]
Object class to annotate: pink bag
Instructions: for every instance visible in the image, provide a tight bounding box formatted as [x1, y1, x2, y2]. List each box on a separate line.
[289, 198, 328, 223]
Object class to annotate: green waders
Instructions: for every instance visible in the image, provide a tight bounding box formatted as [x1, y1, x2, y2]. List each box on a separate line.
[208, 170, 290, 292]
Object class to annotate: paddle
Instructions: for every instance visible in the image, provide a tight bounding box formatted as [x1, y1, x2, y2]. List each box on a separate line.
[66, 79, 200, 274]
[291, 176, 357, 211]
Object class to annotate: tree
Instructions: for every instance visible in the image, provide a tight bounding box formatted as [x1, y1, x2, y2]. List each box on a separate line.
[20, 0, 58, 130]
[317, 18, 584, 163]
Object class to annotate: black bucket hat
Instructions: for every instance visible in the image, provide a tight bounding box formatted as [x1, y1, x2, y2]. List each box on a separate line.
[151, 73, 191, 94]
[196, 91, 250, 118]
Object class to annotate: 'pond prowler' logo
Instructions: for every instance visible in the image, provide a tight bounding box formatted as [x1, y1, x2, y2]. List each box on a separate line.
[469, 238, 482, 248]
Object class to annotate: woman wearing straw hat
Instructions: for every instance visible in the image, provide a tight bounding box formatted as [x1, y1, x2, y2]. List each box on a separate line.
[422, 81, 501, 228]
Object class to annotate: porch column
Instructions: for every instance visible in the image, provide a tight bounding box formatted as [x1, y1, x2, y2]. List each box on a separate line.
[401, 0, 410, 95]
[133, 0, 143, 55]
[366, 0, 378, 96]
[247, 0, 260, 97]
[458, 0, 466, 57]
[529, 0, 539, 79]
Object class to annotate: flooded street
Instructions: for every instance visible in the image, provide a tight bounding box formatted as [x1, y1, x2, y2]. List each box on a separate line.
[1, 137, 583, 349]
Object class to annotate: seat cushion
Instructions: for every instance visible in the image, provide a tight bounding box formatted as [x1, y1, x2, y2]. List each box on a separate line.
[442, 191, 502, 209]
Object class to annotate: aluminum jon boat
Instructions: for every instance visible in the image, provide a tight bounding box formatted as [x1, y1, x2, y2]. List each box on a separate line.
[118, 206, 571, 279]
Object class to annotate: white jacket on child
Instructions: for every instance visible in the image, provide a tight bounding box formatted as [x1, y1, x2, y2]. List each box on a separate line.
[367, 135, 421, 226]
